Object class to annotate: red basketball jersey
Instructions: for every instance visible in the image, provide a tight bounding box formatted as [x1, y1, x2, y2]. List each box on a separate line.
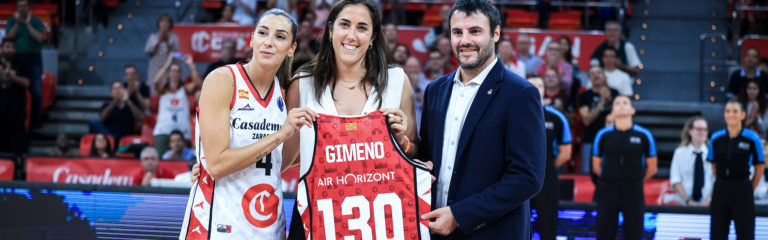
[296, 111, 432, 240]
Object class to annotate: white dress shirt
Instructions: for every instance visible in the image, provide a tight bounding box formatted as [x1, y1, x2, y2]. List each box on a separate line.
[436, 58, 498, 208]
[669, 144, 714, 203]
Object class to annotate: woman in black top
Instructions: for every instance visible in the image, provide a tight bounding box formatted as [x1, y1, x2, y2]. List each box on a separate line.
[707, 100, 765, 239]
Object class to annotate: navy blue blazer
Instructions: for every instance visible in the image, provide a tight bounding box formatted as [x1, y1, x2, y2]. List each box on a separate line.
[419, 58, 546, 240]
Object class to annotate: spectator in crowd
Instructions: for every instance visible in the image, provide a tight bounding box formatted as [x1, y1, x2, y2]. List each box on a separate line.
[123, 64, 150, 113]
[217, 4, 238, 25]
[760, 58, 768, 75]
[0, 38, 29, 155]
[301, 10, 318, 29]
[90, 133, 114, 158]
[666, 116, 714, 206]
[593, 96, 657, 240]
[739, 79, 768, 137]
[424, 4, 452, 47]
[49, 133, 77, 157]
[89, 81, 142, 143]
[589, 46, 634, 96]
[5, 0, 44, 129]
[708, 100, 764, 239]
[144, 14, 179, 94]
[543, 67, 571, 112]
[162, 130, 195, 161]
[578, 65, 619, 173]
[541, 41, 574, 92]
[517, 33, 544, 75]
[384, 23, 398, 54]
[590, 21, 642, 76]
[404, 56, 427, 131]
[267, 0, 298, 19]
[311, 0, 335, 28]
[424, 48, 449, 81]
[292, 19, 319, 72]
[205, 38, 239, 76]
[498, 38, 526, 78]
[436, 36, 457, 70]
[153, 54, 200, 155]
[391, 43, 410, 66]
[558, 35, 579, 74]
[227, 0, 257, 25]
[728, 48, 768, 98]
[134, 147, 176, 186]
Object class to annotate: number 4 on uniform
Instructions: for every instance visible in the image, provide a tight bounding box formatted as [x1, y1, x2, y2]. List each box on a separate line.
[256, 153, 272, 176]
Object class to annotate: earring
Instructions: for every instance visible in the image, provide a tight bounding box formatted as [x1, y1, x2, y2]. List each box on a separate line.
[369, 42, 373, 50]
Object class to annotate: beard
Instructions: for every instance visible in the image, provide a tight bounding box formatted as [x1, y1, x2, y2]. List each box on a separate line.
[455, 39, 495, 70]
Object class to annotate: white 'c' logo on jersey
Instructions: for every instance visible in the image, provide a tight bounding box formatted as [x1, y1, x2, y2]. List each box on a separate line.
[241, 184, 279, 228]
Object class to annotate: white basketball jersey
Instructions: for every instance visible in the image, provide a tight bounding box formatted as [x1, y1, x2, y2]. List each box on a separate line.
[180, 63, 287, 240]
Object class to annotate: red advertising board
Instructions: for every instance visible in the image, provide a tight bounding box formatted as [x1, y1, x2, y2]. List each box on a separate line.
[0, 158, 13, 180]
[282, 165, 299, 192]
[173, 24, 605, 71]
[26, 157, 189, 186]
[740, 35, 768, 62]
[173, 24, 255, 62]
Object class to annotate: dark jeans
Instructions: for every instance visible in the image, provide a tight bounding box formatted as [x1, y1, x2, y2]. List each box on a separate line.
[0, 116, 27, 155]
[15, 53, 42, 129]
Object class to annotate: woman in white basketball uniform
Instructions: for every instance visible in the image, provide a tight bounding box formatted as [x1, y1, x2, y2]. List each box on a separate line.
[179, 9, 317, 240]
[283, 0, 433, 239]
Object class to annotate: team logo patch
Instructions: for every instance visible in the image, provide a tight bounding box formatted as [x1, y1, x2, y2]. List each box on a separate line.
[345, 122, 358, 131]
[171, 98, 180, 106]
[237, 104, 254, 111]
[544, 121, 554, 130]
[277, 96, 285, 112]
[629, 136, 642, 144]
[238, 90, 249, 99]
[241, 184, 279, 228]
[217, 224, 231, 233]
[738, 142, 750, 150]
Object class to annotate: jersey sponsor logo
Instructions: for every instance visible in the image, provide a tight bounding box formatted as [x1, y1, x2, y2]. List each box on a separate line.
[277, 96, 285, 112]
[241, 184, 280, 228]
[231, 118, 282, 131]
[738, 141, 750, 150]
[345, 122, 358, 131]
[237, 104, 254, 111]
[545, 121, 554, 130]
[324, 141, 385, 163]
[217, 224, 231, 233]
[238, 89, 249, 99]
[629, 136, 642, 144]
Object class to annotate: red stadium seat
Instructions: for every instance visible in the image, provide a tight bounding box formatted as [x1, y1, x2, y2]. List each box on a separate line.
[190, 115, 196, 149]
[41, 72, 56, 114]
[201, 0, 223, 9]
[150, 94, 159, 113]
[119, 135, 153, 147]
[506, 9, 538, 29]
[141, 114, 157, 144]
[80, 133, 115, 157]
[104, 0, 118, 8]
[548, 10, 582, 30]
[0, 158, 13, 180]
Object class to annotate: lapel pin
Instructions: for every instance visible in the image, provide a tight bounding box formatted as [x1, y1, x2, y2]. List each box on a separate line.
[487, 89, 493, 95]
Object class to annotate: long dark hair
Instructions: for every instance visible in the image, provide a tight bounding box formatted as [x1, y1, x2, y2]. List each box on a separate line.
[293, 0, 390, 109]
[737, 78, 768, 115]
[255, 8, 298, 88]
[90, 133, 114, 157]
[558, 35, 574, 64]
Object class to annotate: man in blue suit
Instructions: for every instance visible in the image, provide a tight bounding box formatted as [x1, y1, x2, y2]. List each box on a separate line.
[418, 0, 546, 239]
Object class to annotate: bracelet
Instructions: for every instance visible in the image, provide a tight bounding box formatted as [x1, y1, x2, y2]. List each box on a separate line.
[401, 135, 411, 153]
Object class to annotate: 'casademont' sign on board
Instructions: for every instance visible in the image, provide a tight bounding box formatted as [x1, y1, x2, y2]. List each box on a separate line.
[26, 157, 188, 186]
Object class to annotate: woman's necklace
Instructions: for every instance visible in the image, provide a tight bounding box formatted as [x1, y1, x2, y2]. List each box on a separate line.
[338, 78, 363, 90]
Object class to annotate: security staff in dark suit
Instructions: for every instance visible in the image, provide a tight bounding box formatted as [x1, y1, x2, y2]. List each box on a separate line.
[592, 95, 657, 240]
[528, 77, 572, 240]
[418, 0, 546, 239]
[708, 100, 765, 240]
